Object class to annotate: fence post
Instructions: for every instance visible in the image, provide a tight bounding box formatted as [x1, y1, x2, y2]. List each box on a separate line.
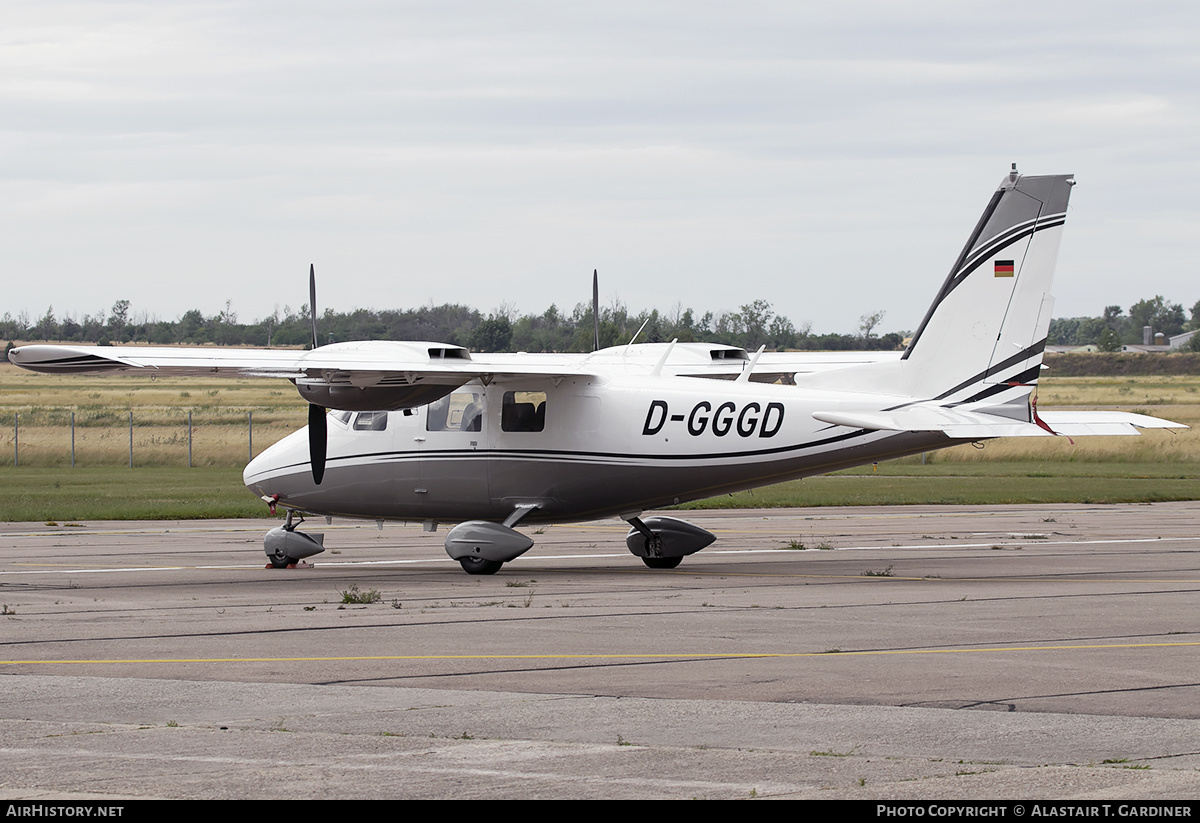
[129, 411, 133, 468]
[248, 411, 253, 462]
[13, 412, 17, 467]
[71, 411, 75, 468]
[188, 411, 193, 468]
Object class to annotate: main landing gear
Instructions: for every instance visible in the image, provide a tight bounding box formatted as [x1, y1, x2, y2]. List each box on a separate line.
[443, 506, 539, 575]
[441, 511, 716, 575]
[622, 514, 715, 570]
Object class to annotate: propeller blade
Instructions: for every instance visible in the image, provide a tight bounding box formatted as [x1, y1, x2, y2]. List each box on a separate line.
[308, 403, 327, 485]
[309, 263, 319, 350]
[592, 269, 600, 351]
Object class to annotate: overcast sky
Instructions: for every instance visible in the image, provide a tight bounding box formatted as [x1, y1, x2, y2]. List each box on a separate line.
[4, 1, 1199, 336]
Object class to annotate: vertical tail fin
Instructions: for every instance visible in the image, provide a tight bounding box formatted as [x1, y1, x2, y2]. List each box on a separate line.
[801, 168, 1074, 407]
[900, 167, 1074, 403]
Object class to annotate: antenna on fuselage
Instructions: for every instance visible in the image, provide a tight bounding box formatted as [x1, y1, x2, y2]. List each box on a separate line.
[650, 339, 678, 377]
[624, 317, 651, 355]
[735, 345, 767, 384]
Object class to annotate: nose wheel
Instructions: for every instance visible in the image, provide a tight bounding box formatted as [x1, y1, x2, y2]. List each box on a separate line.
[459, 557, 504, 575]
[641, 555, 682, 569]
[269, 547, 298, 569]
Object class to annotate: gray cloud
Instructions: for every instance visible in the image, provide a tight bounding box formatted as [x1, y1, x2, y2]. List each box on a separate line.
[3, 1, 1199, 333]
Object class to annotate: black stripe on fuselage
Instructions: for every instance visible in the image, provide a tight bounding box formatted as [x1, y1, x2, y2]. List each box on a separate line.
[247, 426, 882, 479]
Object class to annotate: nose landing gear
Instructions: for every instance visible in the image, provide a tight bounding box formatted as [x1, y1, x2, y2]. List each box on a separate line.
[264, 510, 325, 569]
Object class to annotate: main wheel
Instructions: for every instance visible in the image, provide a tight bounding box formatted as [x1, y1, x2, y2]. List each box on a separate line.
[459, 556, 504, 575]
[642, 556, 682, 570]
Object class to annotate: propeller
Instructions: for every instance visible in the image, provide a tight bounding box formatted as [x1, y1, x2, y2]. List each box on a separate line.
[309, 263, 319, 350]
[307, 263, 327, 485]
[309, 401, 327, 485]
[592, 269, 600, 352]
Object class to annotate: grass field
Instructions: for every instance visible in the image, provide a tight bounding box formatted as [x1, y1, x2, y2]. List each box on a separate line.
[1, 362, 1197, 520]
[0, 466, 272, 521]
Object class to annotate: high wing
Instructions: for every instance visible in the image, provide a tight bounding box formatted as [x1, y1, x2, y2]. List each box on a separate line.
[7, 340, 900, 396]
[8, 340, 575, 380]
[8, 341, 594, 411]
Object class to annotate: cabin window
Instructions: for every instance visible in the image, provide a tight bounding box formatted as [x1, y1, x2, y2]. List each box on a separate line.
[501, 391, 546, 432]
[427, 390, 485, 432]
[352, 411, 388, 431]
[331, 410, 353, 426]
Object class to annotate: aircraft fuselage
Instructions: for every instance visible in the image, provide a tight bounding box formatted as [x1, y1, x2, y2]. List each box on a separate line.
[243, 375, 951, 523]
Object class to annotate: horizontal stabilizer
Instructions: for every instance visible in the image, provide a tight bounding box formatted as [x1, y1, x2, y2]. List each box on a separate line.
[812, 407, 1186, 439]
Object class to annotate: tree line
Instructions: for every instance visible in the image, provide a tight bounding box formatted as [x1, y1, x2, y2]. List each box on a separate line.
[2, 298, 904, 353]
[5, 293, 1198, 354]
[1048, 296, 1200, 352]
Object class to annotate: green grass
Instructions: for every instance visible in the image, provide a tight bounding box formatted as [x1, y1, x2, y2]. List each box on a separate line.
[0, 466, 273, 521]
[339, 584, 382, 605]
[2, 459, 1198, 522]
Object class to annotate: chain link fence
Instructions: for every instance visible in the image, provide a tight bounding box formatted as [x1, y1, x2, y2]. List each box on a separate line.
[3, 408, 303, 468]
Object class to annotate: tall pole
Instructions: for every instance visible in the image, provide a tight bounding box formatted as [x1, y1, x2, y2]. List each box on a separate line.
[71, 411, 75, 468]
[13, 412, 17, 468]
[128, 411, 133, 468]
[188, 411, 193, 468]
[248, 411, 253, 462]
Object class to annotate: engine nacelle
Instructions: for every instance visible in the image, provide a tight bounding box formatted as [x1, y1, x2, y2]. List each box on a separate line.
[295, 382, 458, 412]
[625, 516, 715, 559]
[444, 521, 535, 564]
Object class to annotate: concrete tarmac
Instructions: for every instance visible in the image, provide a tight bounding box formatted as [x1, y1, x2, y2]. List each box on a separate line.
[1, 502, 1199, 800]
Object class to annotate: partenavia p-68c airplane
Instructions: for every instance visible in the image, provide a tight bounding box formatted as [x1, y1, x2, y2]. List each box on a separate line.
[10, 168, 1186, 574]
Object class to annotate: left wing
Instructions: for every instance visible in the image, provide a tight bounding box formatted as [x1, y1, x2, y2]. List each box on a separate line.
[8, 341, 598, 412]
[8, 341, 590, 378]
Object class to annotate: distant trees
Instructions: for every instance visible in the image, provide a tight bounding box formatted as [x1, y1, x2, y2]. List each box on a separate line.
[859, 310, 886, 340]
[30, 291, 1200, 353]
[1048, 294, 1196, 347]
[470, 316, 513, 352]
[5, 294, 915, 353]
[1128, 296, 1186, 339]
[8, 290, 1197, 353]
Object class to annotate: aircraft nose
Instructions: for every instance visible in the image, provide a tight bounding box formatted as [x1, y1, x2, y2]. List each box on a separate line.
[243, 427, 310, 499]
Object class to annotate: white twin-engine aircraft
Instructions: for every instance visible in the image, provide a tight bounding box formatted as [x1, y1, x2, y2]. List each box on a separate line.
[10, 168, 1186, 574]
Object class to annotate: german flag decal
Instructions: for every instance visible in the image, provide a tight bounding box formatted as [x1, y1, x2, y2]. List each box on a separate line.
[994, 259, 1015, 277]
